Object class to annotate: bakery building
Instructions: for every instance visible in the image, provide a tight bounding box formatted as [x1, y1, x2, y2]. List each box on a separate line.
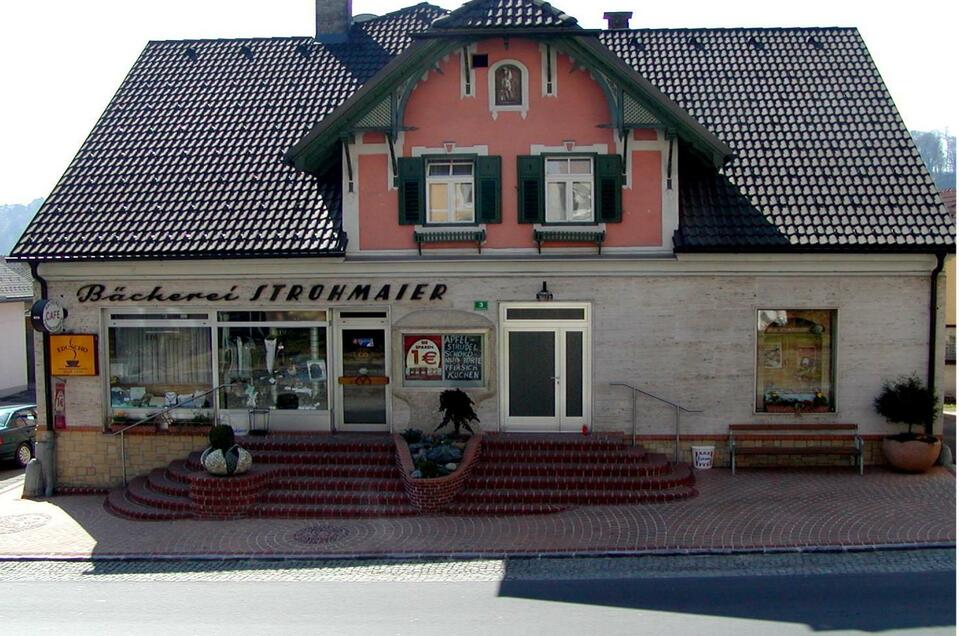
[9, 0, 954, 495]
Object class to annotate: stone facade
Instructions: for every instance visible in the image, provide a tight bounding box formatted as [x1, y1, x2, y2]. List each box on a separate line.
[30, 254, 945, 486]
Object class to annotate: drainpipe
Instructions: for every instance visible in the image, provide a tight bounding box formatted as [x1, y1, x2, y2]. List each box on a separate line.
[28, 261, 56, 496]
[927, 252, 946, 436]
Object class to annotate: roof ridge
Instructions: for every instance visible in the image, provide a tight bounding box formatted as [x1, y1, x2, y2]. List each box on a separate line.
[613, 26, 858, 34]
[431, 0, 578, 30]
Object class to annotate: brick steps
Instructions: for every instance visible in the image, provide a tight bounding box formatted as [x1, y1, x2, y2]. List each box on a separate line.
[456, 436, 697, 511]
[127, 476, 192, 512]
[459, 484, 698, 505]
[251, 502, 418, 518]
[240, 437, 393, 453]
[259, 489, 408, 506]
[466, 465, 694, 491]
[105, 489, 191, 522]
[147, 468, 190, 497]
[268, 475, 404, 492]
[471, 458, 672, 478]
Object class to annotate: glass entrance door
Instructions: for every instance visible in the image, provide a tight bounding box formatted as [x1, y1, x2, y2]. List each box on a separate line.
[335, 315, 390, 431]
[501, 304, 590, 432]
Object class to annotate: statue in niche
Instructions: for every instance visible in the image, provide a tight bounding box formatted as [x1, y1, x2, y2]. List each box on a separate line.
[494, 64, 522, 106]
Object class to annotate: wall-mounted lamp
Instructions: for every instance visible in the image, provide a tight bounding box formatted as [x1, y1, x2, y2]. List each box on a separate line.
[536, 281, 553, 302]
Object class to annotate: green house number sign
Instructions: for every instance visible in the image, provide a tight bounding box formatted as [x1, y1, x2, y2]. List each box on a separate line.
[473, 300, 489, 311]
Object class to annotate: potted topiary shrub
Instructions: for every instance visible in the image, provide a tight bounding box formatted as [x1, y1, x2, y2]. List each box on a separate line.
[874, 375, 942, 472]
[200, 423, 253, 476]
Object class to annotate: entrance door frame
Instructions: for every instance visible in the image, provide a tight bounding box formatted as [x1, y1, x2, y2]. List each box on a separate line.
[499, 302, 591, 432]
[333, 309, 391, 432]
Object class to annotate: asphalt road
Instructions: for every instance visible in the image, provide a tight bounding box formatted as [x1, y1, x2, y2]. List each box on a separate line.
[1, 567, 953, 635]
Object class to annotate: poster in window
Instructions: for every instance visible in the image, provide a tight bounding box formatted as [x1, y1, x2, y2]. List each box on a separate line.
[796, 346, 820, 381]
[760, 341, 782, 369]
[403, 333, 484, 387]
[404, 335, 443, 381]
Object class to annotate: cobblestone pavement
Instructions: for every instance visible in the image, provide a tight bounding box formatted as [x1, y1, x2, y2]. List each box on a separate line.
[0, 549, 953, 582]
[0, 467, 953, 558]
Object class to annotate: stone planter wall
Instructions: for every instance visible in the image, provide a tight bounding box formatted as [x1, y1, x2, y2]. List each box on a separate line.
[394, 433, 483, 512]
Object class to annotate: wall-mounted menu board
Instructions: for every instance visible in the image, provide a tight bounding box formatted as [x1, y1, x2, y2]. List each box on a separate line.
[403, 333, 484, 387]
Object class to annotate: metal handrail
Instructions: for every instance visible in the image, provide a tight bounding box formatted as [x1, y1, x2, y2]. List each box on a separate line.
[611, 383, 702, 461]
[112, 382, 237, 486]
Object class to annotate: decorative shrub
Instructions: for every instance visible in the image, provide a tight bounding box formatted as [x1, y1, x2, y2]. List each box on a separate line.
[415, 457, 442, 479]
[208, 424, 236, 451]
[874, 375, 938, 439]
[435, 389, 479, 437]
[401, 428, 423, 444]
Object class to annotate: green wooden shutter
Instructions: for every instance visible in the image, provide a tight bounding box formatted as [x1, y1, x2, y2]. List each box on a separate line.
[475, 156, 502, 223]
[595, 154, 623, 223]
[397, 157, 425, 225]
[516, 155, 544, 224]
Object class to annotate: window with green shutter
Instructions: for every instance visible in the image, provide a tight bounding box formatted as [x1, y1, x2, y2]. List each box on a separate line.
[517, 155, 545, 223]
[475, 156, 502, 223]
[397, 157, 426, 225]
[594, 154, 623, 223]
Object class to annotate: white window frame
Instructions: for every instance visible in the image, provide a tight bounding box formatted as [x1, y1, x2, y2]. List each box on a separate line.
[488, 59, 530, 119]
[425, 159, 476, 225]
[544, 156, 594, 223]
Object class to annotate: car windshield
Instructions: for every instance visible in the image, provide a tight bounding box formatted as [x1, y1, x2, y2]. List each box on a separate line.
[0, 409, 15, 428]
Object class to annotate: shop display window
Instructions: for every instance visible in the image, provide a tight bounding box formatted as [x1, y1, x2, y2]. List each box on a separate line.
[756, 309, 837, 413]
[108, 326, 213, 412]
[218, 325, 329, 411]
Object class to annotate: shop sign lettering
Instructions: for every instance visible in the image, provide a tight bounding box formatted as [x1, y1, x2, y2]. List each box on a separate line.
[75, 283, 447, 304]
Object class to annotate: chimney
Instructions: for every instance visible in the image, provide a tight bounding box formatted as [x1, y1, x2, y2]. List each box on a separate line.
[316, 0, 352, 43]
[603, 11, 633, 30]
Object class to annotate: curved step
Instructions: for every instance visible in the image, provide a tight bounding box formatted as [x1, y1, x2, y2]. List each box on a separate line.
[105, 489, 192, 521]
[166, 459, 198, 484]
[251, 502, 418, 518]
[126, 476, 192, 512]
[268, 475, 404, 492]
[147, 468, 190, 497]
[445, 502, 568, 516]
[259, 489, 408, 506]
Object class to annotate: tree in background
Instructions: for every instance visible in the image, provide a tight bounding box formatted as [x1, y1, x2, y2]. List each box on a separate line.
[911, 129, 956, 190]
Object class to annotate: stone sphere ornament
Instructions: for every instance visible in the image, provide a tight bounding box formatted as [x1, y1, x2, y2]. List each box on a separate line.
[201, 444, 253, 476]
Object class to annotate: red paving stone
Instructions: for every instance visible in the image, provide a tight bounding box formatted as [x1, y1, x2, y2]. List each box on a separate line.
[0, 467, 953, 558]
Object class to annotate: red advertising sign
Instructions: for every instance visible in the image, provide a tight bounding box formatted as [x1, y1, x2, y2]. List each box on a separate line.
[404, 335, 443, 381]
[54, 381, 66, 429]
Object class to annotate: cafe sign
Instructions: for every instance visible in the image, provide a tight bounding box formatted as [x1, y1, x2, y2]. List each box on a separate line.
[50, 334, 99, 377]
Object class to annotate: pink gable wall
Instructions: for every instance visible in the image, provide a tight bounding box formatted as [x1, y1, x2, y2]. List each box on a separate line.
[357, 38, 663, 251]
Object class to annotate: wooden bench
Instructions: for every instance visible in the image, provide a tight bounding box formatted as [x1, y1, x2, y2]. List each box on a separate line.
[728, 423, 863, 475]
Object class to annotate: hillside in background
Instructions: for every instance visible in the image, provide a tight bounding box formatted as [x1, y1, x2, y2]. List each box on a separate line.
[911, 129, 957, 191]
[0, 198, 42, 255]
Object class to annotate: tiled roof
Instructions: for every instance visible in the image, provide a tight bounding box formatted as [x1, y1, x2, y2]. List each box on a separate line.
[0, 259, 32, 300]
[430, 0, 577, 29]
[602, 28, 954, 250]
[10, 3, 445, 261]
[10, 7, 954, 260]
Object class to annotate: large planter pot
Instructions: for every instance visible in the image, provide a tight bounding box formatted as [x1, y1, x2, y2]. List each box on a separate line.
[201, 445, 253, 476]
[882, 437, 942, 473]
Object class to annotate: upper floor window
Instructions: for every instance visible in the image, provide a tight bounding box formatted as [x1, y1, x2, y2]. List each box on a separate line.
[494, 64, 523, 106]
[427, 160, 474, 224]
[545, 157, 593, 223]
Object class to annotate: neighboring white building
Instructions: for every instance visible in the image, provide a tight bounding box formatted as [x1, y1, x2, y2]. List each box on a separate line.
[0, 259, 32, 398]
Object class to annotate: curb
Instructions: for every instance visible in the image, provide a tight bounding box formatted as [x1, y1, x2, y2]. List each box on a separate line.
[0, 541, 954, 563]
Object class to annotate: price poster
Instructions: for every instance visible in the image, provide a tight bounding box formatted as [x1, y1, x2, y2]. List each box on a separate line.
[403, 333, 483, 387]
[404, 335, 443, 381]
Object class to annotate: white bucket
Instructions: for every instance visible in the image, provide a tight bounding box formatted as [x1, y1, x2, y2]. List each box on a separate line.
[691, 445, 715, 470]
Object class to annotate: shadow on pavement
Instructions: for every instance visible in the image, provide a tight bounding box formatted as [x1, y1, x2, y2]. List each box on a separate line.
[498, 571, 956, 632]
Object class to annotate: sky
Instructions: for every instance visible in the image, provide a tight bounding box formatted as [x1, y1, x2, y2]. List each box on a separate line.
[0, 0, 955, 204]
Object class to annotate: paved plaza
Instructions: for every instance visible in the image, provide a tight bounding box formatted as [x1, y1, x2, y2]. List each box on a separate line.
[0, 466, 953, 559]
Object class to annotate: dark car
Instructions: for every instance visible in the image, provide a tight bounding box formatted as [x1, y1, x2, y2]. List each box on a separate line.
[0, 405, 37, 468]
